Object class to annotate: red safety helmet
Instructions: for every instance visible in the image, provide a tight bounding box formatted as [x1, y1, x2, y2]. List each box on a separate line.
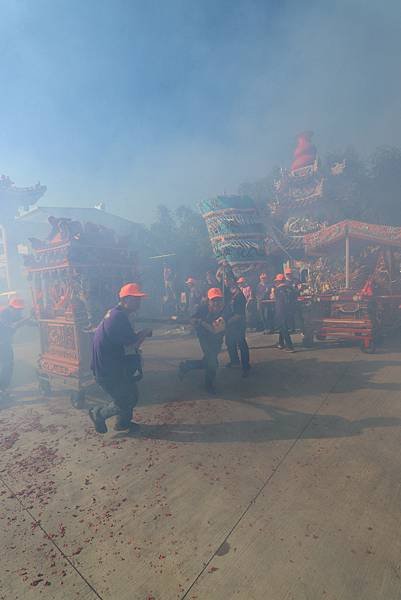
[275, 273, 286, 282]
[119, 283, 148, 298]
[207, 287, 224, 300]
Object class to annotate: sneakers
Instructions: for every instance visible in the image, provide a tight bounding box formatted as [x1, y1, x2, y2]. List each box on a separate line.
[89, 407, 107, 434]
[275, 344, 284, 350]
[284, 348, 296, 353]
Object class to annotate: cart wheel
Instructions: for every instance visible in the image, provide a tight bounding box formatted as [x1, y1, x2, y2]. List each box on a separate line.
[70, 390, 86, 409]
[38, 378, 51, 397]
[361, 339, 376, 354]
[302, 334, 314, 347]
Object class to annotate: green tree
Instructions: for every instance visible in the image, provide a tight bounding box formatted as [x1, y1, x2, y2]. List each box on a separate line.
[364, 146, 401, 225]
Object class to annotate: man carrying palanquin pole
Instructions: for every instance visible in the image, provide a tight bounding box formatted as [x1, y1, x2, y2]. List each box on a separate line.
[224, 281, 251, 377]
[178, 287, 226, 395]
[274, 274, 296, 353]
[89, 283, 152, 434]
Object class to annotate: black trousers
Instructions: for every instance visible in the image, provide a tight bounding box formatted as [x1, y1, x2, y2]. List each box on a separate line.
[183, 336, 221, 387]
[226, 323, 250, 370]
[96, 376, 139, 427]
[278, 321, 294, 349]
[258, 301, 275, 332]
[0, 343, 14, 392]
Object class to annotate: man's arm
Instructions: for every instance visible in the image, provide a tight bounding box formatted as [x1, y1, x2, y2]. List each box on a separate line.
[190, 306, 215, 334]
[105, 311, 141, 346]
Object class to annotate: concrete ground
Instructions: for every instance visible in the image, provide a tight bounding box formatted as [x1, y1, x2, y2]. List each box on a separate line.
[1, 329, 401, 600]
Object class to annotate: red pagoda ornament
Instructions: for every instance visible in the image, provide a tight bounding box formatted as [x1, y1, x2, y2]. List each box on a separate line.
[291, 131, 317, 172]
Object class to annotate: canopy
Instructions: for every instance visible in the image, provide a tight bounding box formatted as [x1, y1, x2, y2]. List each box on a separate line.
[304, 220, 401, 255]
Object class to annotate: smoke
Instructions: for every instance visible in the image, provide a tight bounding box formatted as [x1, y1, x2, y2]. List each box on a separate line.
[0, 0, 400, 222]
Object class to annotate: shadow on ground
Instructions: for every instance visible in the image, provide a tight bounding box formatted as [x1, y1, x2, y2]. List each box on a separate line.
[138, 356, 401, 407]
[119, 399, 401, 444]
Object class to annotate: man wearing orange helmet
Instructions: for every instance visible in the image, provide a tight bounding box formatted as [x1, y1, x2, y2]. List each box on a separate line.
[178, 287, 225, 394]
[89, 283, 152, 433]
[0, 297, 28, 398]
[274, 274, 296, 352]
[225, 282, 251, 377]
[284, 267, 303, 332]
[256, 273, 274, 334]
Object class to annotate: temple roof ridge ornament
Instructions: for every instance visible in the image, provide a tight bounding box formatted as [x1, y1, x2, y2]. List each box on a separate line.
[0, 173, 47, 218]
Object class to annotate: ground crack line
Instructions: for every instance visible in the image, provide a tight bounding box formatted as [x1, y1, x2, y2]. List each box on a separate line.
[0, 474, 104, 600]
[180, 352, 358, 599]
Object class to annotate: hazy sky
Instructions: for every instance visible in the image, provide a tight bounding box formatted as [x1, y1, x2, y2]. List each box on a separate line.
[1, 0, 400, 223]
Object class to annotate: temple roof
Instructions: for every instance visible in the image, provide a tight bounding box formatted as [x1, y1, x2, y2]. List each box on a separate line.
[0, 176, 46, 212]
[16, 206, 142, 237]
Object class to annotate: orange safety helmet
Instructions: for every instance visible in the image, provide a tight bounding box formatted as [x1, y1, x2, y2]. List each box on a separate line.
[207, 287, 224, 300]
[9, 297, 25, 309]
[119, 283, 148, 298]
[275, 273, 286, 282]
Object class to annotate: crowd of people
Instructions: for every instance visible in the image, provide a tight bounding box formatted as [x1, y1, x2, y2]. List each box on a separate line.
[0, 265, 303, 435]
[164, 265, 303, 332]
[88, 265, 302, 434]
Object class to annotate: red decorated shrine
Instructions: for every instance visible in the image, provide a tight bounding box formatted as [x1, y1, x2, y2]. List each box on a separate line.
[24, 217, 139, 405]
[301, 220, 401, 352]
[267, 131, 328, 257]
[266, 133, 401, 351]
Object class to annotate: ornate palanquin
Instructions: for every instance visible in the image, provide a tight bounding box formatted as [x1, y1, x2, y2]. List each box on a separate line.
[301, 220, 401, 352]
[25, 217, 138, 405]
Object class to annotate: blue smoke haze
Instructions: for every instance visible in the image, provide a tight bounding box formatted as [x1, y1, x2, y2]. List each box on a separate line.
[0, 0, 400, 222]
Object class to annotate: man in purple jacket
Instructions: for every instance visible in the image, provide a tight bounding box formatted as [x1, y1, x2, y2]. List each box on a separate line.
[89, 283, 152, 434]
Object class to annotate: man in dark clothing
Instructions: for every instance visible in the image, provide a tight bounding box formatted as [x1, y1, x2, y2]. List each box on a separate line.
[89, 283, 152, 434]
[179, 287, 226, 394]
[284, 267, 303, 332]
[256, 272, 275, 333]
[225, 283, 251, 377]
[274, 274, 296, 352]
[0, 297, 28, 398]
